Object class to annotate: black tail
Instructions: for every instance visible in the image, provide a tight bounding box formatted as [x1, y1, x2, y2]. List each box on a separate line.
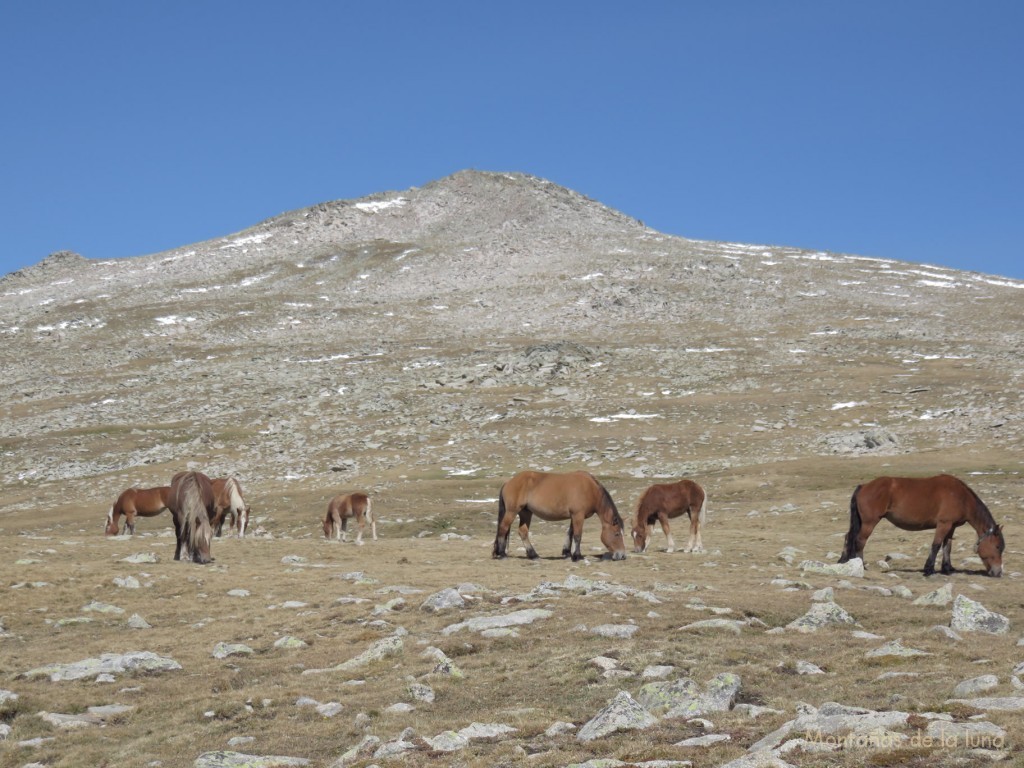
[492, 485, 508, 557]
[839, 485, 862, 563]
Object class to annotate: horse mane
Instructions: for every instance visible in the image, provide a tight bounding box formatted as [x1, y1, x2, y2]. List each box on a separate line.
[600, 483, 624, 528]
[180, 473, 211, 559]
[966, 484, 999, 534]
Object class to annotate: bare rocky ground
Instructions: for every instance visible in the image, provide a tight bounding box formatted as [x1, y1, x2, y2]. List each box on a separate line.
[2, 170, 1024, 767]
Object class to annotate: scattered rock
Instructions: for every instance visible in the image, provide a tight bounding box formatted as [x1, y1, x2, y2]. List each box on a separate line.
[420, 588, 466, 612]
[786, 602, 856, 632]
[577, 690, 658, 741]
[442, 608, 552, 635]
[865, 640, 929, 659]
[213, 642, 255, 659]
[21, 652, 181, 682]
[951, 594, 1010, 634]
[194, 752, 310, 768]
[638, 673, 741, 718]
[952, 675, 999, 697]
[799, 559, 864, 578]
[913, 583, 953, 606]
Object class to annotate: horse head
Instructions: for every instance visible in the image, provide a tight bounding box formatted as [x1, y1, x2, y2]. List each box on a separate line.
[629, 518, 648, 553]
[976, 525, 1004, 577]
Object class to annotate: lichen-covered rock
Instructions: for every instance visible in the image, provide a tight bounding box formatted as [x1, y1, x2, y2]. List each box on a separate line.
[21, 651, 181, 682]
[913, 583, 953, 606]
[786, 602, 856, 632]
[799, 558, 864, 578]
[442, 608, 552, 635]
[577, 690, 658, 742]
[951, 595, 1010, 634]
[637, 673, 741, 718]
[194, 752, 310, 768]
[952, 674, 999, 697]
[213, 642, 255, 659]
[420, 587, 466, 612]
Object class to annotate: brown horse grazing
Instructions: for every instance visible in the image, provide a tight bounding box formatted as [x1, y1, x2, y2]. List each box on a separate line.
[839, 474, 1004, 577]
[210, 477, 252, 538]
[492, 470, 626, 562]
[631, 479, 707, 554]
[167, 471, 215, 564]
[323, 492, 376, 544]
[105, 486, 171, 536]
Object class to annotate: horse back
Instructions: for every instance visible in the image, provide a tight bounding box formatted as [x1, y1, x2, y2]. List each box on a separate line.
[639, 479, 704, 520]
[329, 492, 369, 519]
[860, 474, 974, 530]
[170, 471, 215, 516]
[506, 470, 605, 520]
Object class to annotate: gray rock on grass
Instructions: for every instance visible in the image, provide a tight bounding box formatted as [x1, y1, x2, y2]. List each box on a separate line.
[577, 690, 658, 741]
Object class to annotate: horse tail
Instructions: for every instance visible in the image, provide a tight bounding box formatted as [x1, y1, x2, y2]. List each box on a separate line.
[697, 490, 708, 526]
[840, 485, 863, 563]
[364, 497, 373, 524]
[227, 477, 244, 514]
[493, 483, 508, 557]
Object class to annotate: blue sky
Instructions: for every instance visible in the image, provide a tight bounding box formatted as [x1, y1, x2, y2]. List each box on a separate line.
[2, 2, 1022, 280]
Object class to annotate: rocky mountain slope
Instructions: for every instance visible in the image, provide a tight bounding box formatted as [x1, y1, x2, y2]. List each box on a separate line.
[2, 169, 1022, 516]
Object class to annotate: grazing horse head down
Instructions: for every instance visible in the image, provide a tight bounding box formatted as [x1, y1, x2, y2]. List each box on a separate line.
[492, 470, 626, 562]
[104, 486, 171, 536]
[323, 492, 376, 544]
[168, 471, 215, 565]
[630, 478, 707, 554]
[840, 474, 1005, 577]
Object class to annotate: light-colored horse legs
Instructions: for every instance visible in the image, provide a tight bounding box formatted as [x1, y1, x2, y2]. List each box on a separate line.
[659, 514, 676, 553]
[684, 511, 704, 553]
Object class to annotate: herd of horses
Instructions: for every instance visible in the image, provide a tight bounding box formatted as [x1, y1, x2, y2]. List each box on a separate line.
[104, 469, 1005, 578]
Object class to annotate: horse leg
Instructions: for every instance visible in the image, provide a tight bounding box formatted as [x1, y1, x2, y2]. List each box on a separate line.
[661, 514, 676, 553]
[340, 515, 349, 543]
[492, 495, 515, 558]
[569, 515, 584, 562]
[923, 523, 953, 576]
[562, 522, 573, 559]
[125, 505, 136, 536]
[355, 516, 365, 546]
[690, 508, 705, 553]
[939, 525, 957, 575]
[518, 510, 539, 559]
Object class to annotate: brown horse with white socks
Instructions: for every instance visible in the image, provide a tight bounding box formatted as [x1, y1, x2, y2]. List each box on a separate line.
[839, 474, 1004, 577]
[631, 478, 707, 553]
[492, 470, 626, 561]
[105, 486, 171, 535]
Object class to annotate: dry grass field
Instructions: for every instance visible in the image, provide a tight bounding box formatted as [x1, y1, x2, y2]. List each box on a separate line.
[2, 449, 1023, 768]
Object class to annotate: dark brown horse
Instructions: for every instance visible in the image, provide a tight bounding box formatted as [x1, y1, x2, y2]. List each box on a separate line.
[839, 474, 1004, 577]
[322, 492, 376, 544]
[105, 486, 171, 535]
[210, 477, 252, 538]
[631, 479, 707, 553]
[167, 471, 215, 564]
[492, 470, 626, 561]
